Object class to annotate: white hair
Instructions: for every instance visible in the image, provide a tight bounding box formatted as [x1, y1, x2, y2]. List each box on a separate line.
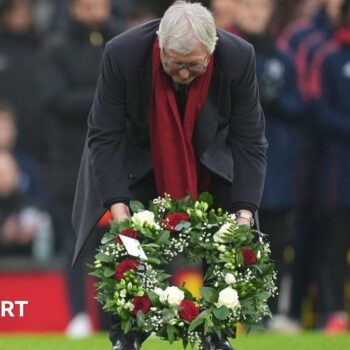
[158, 1, 217, 55]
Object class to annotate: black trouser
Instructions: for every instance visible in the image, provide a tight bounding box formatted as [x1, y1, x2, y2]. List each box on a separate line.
[54, 202, 100, 317]
[259, 209, 296, 315]
[325, 208, 350, 312]
[288, 206, 331, 321]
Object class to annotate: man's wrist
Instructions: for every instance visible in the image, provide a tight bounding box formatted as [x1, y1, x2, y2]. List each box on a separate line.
[235, 210, 254, 227]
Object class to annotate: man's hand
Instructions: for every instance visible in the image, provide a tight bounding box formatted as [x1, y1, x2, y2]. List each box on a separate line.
[236, 209, 253, 227]
[110, 203, 131, 222]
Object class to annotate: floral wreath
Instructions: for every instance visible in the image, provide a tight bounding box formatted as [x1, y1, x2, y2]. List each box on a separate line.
[91, 193, 276, 349]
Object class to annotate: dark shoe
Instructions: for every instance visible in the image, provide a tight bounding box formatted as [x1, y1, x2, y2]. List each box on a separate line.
[111, 331, 145, 350]
[201, 333, 235, 350]
[109, 315, 148, 350]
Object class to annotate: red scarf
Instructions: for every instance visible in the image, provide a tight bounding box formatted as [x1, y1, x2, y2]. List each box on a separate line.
[335, 27, 350, 46]
[150, 40, 214, 199]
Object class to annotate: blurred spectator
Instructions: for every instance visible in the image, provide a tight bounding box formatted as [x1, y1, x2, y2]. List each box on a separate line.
[124, 0, 158, 29]
[0, 102, 53, 260]
[272, 0, 321, 38]
[234, 0, 305, 330]
[0, 0, 46, 162]
[211, 0, 238, 33]
[275, 0, 346, 331]
[41, 0, 121, 338]
[310, 0, 350, 333]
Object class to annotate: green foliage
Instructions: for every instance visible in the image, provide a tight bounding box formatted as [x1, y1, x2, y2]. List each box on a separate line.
[130, 200, 145, 213]
[90, 192, 276, 347]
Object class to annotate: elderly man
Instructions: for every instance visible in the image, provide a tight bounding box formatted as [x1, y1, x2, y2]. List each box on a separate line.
[72, 1, 267, 349]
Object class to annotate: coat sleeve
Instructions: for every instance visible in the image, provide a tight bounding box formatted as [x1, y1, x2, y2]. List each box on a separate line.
[87, 42, 131, 205]
[229, 45, 268, 210]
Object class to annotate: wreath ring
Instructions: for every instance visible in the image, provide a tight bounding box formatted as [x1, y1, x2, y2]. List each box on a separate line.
[91, 192, 276, 349]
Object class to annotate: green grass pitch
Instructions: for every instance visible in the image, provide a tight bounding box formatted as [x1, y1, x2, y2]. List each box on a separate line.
[1, 332, 350, 350]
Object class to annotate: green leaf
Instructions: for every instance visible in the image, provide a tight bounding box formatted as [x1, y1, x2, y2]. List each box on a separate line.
[95, 252, 114, 263]
[213, 306, 230, 320]
[180, 287, 193, 301]
[136, 310, 145, 327]
[147, 290, 159, 305]
[103, 267, 115, 278]
[88, 270, 103, 278]
[188, 314, 205, 332]
[198, 192, 213, 207]
[255, 291, 271, 301]
[147, 256, 161, 265]
[236, 252, 244, 266]
[101, 233, 115, 244]
[121, 317, 132, 334]
[166, 324, 176, 343]
[204, 315, 214, 335]
[156, 230, 170, 245]
[130, 200, 145, 213]
[200, 287, 218, 303]
[102, 299, 115, 310]
[162, 308, 175, 323]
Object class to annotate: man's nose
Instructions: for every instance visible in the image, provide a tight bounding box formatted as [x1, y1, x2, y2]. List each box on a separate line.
[178, 68, 190, 79]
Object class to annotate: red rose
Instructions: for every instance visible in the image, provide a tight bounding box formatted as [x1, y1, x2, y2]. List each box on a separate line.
[115, 258, 139, 280]
[132, 296, 151, 316]
[116, 228, 139, 244]
[179, 300, 200, 322]
[163, 212, 190, 231]
[242, 249, 257, 265]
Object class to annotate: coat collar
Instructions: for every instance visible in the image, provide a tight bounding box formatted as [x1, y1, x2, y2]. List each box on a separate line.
[140, 31, 224, 157]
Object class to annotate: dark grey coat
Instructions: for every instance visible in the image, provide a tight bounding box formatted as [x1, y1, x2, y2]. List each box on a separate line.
[71, 20, 267, 266]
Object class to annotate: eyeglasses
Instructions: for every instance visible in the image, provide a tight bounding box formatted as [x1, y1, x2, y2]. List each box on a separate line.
[162, 50, 209, 73]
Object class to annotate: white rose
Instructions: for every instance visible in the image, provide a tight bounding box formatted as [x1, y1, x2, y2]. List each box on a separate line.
[216, 287, 240, 310]
[155, 287, 168, 303]
[213, 223, 232, 243]
[132, 210, 155, 226]
[164, 286, 185, 306]
[224, 273, 236, 285]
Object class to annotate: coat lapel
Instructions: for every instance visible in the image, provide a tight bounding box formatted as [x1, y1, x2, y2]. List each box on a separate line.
[193, 64, 223, 158]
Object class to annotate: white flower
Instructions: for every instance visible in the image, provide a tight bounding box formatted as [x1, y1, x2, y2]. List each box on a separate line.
[120, 289, 127, 298]
[216, 287, 240, 310]
[125, 301, 135, 311]
[213, 223, 232, 243]
[224, 273, 236, 285]
[155, 287, 168, 303]
[164, 286, 185, 306]
[218, 245, 227, 252]
[230, 213, 236, 221]
[132, 210, 155, 226]
[257, 250, 261, 260]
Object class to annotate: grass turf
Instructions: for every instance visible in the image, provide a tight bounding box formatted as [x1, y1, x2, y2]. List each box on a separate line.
[0, 332, 350, 350]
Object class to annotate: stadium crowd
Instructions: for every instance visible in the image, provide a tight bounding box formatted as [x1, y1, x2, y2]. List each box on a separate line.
[0, 0, 349, 337]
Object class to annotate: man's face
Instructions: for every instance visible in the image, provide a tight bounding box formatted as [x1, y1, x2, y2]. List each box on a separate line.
[324, 0, 344, 24]
[0, 152, 19, 197]
[211, 0, 237, 30]
[70, 0, 111, 29]
[235, 0, 274, 34]
[0, 113, 17, 150]
[160, 42, 210, 85]
[2, 0, 33, 33]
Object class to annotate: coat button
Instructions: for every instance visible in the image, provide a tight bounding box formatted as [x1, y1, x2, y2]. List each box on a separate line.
[129, 173, 134, 180]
